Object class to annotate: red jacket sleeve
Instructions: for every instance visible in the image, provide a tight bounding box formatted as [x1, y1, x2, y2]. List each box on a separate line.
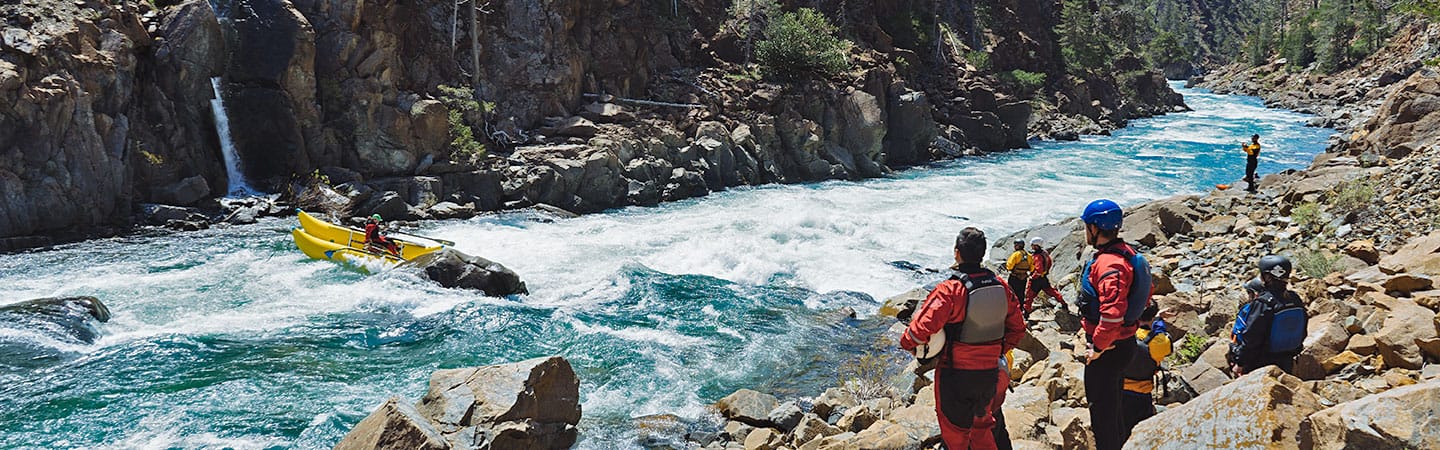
[900, 281, 964, 350]
[1029, 253, 1050, 280]
[1000, 278, 1025, 352]
[1090, 253, 1134, 351]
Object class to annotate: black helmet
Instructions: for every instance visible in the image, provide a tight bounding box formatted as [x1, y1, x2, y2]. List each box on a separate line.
[1244, 277, 1265, 294]
[1259, 255, 1292, 279]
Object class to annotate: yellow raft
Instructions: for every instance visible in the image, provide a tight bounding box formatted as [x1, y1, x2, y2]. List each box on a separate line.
[291, 210, 446, 268]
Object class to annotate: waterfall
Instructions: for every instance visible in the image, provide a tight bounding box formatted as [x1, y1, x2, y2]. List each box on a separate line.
[210, 77, 253, 195]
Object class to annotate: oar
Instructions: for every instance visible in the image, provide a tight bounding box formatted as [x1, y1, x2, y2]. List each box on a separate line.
[391, 231, 455, 247]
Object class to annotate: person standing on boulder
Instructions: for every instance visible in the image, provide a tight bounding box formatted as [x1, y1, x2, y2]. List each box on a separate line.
[900, 227, 1026, 450]
[1120, 303, 1172, 443]
[1227, 255, 1308, 376]
[1242, 134, 1262, 193]
[1077, 199, 1152, 450]
[1004, 239, 1031, 305]
[1024, 237, 1064, 316]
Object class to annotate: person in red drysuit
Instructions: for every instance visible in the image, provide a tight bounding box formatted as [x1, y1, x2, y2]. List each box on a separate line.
[1023, 237, 1064, 316]
[900, 227, 1026, 450]
[364, 214, 401, 257]
[1078, 199, 1146, 450]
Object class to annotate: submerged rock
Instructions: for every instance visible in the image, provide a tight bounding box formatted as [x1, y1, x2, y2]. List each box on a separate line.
[0, 296, 111, 343]
[400, 249, 527, 297]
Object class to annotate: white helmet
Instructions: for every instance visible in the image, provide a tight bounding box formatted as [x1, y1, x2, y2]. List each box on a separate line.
[913, 328, 946, 360]
[1030, 237, 1045, 247]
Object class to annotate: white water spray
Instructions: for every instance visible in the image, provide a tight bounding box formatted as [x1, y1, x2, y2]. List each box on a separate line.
[210, 77, 253, 195]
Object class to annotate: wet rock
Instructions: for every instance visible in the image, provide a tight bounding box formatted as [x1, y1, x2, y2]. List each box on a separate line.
[426, 201, 475, 220]
[400, 249, 528, 297]
[414, 356, 581, 450]
[154, 175, 212, 206]
[1124, 367, 1322, 450]
[333, 398, 449, 450]
[717, 389, 779, 428]
[1299, 378, 1440, 449]
[767, 401, 804, 432]
[0, 296, 110, 344]
[879, 288, 927, 321]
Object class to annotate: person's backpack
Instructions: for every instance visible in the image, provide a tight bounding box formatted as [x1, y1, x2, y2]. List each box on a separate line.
[1264, 292, 1307, 354]
[1078, 244, 1153, 325]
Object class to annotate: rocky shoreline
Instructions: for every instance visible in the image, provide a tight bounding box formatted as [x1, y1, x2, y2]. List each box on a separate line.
[1, 0, 1184, 253]
[641, 23, 1440, 450]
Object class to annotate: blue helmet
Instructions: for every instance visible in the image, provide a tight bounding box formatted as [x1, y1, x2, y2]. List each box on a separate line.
[1082, 199, 1123, 230]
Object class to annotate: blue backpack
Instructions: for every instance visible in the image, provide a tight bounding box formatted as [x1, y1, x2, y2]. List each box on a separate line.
[1078, 244, 1153, 326]
[1231, 291, 1307, 356]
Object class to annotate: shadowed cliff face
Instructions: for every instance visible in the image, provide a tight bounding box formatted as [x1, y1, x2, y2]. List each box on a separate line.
[0, 0, 1183, 249]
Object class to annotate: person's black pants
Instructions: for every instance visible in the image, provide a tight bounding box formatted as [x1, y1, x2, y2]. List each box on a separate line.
[1245, 156, 1259, 191]
[1119, 390, 1156, 444]
[993, 405, 1012, 450]
[1085, 337, 1138, 450]
[1007, 274, 1028, 306]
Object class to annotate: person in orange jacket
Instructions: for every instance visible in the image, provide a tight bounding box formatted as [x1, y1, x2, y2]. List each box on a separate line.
[1077, 199, 1153, 450]
[900, 227, 1026, 450]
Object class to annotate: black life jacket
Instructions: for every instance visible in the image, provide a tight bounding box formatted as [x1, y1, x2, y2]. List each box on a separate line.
[1123, 327, 1165, 381]
[943, 270, 1010, 345]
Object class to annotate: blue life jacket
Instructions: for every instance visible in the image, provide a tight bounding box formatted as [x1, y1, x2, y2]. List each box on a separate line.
[1078, 243, 1153, 326]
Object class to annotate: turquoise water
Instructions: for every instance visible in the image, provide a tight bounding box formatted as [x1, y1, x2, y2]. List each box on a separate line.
[0, 84, 1334, 449]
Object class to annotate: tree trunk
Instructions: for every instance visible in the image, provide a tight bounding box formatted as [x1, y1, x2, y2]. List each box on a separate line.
[470, 0, 481, 89]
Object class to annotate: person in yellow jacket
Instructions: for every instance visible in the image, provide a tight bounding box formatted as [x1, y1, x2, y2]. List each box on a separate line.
[1120, 304, 1172, 444]
[1004, 239, 1031, 304]
[1242, 134, 1261, 193]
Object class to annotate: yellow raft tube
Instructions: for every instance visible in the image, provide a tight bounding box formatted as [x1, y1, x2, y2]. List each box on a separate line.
[291, 210, 446, 268]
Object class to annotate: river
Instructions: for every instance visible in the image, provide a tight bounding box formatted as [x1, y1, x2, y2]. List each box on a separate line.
[0, 84, 1334, 449]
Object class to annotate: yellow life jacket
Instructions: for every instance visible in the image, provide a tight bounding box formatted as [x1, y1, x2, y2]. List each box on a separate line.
[1243, 143, 1261, 157]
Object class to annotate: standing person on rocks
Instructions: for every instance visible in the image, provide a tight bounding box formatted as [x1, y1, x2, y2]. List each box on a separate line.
[1242, 134, 1262, 193]
[1024, 237, 1063, 316]
[1076, 199, 1153, 450]
[900, 227, 1026, 450]
[1226, 255, 1308, 376]
[1004, 239, 1031, 306]
[1120, 304, 1172, 443]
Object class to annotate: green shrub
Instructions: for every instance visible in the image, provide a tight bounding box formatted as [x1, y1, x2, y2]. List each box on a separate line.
[999, 69, 1047, 94]
[1059, 0, 1112, 74]
[1330, 180, 1375, 215]
[437, 85, 493, 164]
[1296, 247, 1341, 279]
[755, 8, 852, 81]
[964, 50, 992, 72]
[1172, 333, 1209, 366]
[1291, 201, 1322, 232]
[836, 336, 903, 401]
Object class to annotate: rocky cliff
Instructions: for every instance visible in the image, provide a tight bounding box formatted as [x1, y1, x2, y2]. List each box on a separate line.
[1, 0, 1183, 251]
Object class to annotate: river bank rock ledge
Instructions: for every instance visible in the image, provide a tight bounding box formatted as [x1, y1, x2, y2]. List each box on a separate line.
[334, 356, 580, 450]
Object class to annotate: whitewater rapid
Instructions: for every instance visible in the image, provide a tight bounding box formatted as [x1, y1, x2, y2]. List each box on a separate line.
[0, 84, 1334, 448]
